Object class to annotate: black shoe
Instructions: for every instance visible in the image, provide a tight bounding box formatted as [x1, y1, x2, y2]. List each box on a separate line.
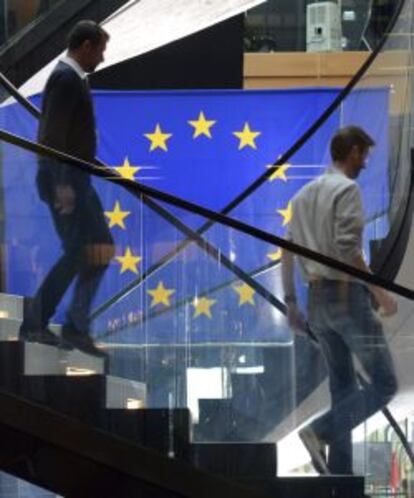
[61, 328, 108, 358]
[299, 427, 330, 475]
[19, 328, 61, 348]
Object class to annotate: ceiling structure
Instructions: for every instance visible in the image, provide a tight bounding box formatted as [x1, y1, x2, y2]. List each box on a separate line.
[18, 0, 266, 97]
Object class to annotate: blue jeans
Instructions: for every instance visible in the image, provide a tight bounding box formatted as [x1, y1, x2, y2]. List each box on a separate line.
[307, 280, 398, 474]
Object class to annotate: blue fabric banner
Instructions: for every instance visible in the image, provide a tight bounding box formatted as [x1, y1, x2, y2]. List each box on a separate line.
[0, 87, 389, 344]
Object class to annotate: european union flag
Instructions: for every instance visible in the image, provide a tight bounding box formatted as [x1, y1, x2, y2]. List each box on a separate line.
[1, 87, 390, 345]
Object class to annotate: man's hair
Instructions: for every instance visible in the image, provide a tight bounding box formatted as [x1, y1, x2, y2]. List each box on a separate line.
[67, 20, 109, 51]
[330, 126, 375, 162]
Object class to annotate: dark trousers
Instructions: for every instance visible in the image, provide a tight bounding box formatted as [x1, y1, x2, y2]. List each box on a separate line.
[22, 186, 114, 335]
[307, 281, 398, 474]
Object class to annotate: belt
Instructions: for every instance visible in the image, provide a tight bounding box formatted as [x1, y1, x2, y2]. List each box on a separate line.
[308, 279, 350, 287]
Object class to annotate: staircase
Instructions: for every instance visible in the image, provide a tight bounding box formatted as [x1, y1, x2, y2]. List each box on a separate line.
[0, 292, 366, 497]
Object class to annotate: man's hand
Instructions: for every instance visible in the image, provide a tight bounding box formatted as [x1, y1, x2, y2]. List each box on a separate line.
[350, 252, 398, 317]
[54, 184, 76, 214]
[287, 302, 307, 335]
[373, 287, 398, 317]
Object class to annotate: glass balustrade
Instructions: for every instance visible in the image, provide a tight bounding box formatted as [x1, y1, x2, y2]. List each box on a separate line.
[0, 130, 410, 495]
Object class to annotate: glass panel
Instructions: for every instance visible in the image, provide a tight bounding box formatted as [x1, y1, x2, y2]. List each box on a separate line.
[147, 199, 412, 488]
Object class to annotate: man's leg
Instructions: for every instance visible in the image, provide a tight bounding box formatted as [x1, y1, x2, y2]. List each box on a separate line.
[343, 289, 398, 422]
[64, 261, 107, 334]
[20, 202, 81, 337]
[311, 285, 397, 447]
[61, 187, 114, 352]
[20, 251, 78, 341]
[61, 241, 113, 356]
[310, 329, 358, 474]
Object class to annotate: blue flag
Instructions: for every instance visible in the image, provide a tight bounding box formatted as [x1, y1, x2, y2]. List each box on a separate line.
[1, 87, 389, 344]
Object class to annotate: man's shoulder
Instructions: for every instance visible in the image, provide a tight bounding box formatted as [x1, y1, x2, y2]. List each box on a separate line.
[292, 176, 323, 201]
[323, 173, 361, 204]
[311, 170, 357, 193]
[47, 62, 82, 86]
[293, 172, 358, 205]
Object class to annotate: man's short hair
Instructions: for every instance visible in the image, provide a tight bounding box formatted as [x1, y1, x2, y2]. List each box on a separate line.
[330, 126, 375, 162]
[67, 20, 109, 51]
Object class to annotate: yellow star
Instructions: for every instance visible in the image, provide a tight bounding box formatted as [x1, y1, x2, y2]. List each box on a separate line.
[114, 157, 141, 181]
[233, 284, 256, 306]
[188, 111, 216, 139]
[144, 124, 172, 152]
[277, 202, 293, 227]
[115, 247, 142, 274]
[233, 122, 261, 150]
[192, 296, 217, 319]
[147, 281, 175, 308]
[266, 163, 291, 182]
[267, 249, 282, 262]
[105, 201, 131, 230]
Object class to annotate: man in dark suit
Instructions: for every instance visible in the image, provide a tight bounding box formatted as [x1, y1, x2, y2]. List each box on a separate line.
[20, 20, 114, 357]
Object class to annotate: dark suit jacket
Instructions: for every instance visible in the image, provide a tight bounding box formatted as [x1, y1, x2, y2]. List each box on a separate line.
[37, 61, 96, 203]
[37, 61, 113, 248]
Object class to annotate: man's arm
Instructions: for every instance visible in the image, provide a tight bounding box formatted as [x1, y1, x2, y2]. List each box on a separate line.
[351, 252, 398, 316]
[281, 248, 296, 300]
[335, 184, 397, 316]
[41, 70, 81, 213]
[40, 71, 80, 156]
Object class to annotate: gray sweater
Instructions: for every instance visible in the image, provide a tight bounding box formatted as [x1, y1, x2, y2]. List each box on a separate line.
[286, 166, 364, 281]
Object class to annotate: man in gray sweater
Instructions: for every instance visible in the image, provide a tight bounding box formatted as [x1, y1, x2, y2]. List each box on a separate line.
[282, 126, 398, 475]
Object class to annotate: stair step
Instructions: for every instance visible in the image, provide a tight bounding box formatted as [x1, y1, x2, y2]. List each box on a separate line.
[12, 374, 145, 425]
[105, 408, 192, 461]
[23, 341, 105, 376]
[0, 336, 105, 375]
[20, 375, 106, 426]
[239, 476, 365, 498]
[105, 375, 146, 409]
[191, 443, 276, 478]
[0, 342, 147, 414]
[0, 316, 61, 341]
[0, 293, 23, 320]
